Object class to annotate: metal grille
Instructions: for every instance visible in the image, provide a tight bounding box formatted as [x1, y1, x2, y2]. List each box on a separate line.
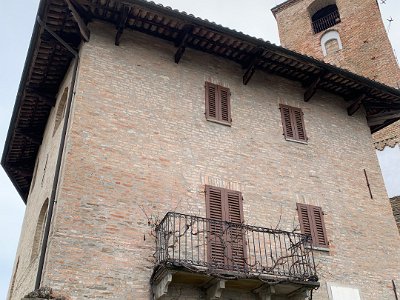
[312, 10, 341, 34]
[155, 212, 318, 281]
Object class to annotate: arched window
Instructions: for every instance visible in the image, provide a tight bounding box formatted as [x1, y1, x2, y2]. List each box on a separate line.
[31, 199, 49, 262]
[53, 87, 68, 136]
[311, 3, 341, 34]
[321, 30, 343, 56]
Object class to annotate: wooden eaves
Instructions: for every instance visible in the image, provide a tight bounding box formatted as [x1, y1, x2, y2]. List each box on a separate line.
[2, 0, 400, 202]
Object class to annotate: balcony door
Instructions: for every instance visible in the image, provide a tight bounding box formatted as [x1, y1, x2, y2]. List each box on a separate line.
[205, 185, 246, 271]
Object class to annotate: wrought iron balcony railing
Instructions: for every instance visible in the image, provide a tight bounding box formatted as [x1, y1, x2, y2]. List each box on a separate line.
[155, 212, 318, 282]
[312, 10, 341, 34]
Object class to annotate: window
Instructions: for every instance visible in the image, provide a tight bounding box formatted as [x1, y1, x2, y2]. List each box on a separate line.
[327, 283, 361, 300]
[31, 199, 49, 262]
[297, 203, 328, 248]
[205, 82, 231, 125]
[205, 185, 245, 269]
[53, 87, 68, 136]
[321, 30, 343, 56]
[311, 4, 341, 34]
[279, 104, 308, 143]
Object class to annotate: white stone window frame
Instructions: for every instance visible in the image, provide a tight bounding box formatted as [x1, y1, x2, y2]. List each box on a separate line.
[326, 282, 363, 300]
[321, 30, 343, 56]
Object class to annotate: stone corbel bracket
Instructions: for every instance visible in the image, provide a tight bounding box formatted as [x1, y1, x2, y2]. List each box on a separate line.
[206, 280, 226, 300]
[152, 270, 176, 300]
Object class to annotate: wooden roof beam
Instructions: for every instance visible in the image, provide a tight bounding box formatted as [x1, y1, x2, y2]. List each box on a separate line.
[347, 93, 366, 116]
[115, 5, 131, 46]
[10, 167, 32, 178]
[174, 25, 193, 64]
[243, 48, 264, 85]
[367, 111, 400, 127]
[16, 128, 43, 145]
[65, 0, 90, 42]
[304, 73, 324, 102]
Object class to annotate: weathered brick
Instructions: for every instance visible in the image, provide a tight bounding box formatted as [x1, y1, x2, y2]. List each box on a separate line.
[7, 8, 400, 300]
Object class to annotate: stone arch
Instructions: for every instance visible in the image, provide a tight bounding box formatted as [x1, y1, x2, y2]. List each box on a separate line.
[321, 30, 343, 56]
[31, 199, 49, 262]
[308, 0, 337, 17]
[308, 0, 341, 33]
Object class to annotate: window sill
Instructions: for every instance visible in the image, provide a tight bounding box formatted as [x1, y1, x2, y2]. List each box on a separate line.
[206, 118, 232, 127]
[306, 245, 330, 252]
[284, 137, 308, 145]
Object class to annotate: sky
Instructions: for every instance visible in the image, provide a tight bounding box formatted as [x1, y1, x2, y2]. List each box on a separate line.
[0, 0, 399, 298]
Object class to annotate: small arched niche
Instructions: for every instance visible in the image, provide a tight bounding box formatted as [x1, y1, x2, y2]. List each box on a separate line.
[308, 0, 341, 34]
[30, 199, 49, 262]
[321, 30, 343, 56]
[53, 87, 68, 136]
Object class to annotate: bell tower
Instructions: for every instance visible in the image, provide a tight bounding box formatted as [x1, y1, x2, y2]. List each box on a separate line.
[271, 0, 400, 88]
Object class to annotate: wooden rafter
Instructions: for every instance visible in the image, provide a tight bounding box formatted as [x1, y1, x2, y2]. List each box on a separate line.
[243, 48, 264, 85]
[367, 111, 400, 127]
[304, 73, 323, 102]
[115, 5, 131, 46]
[174, 25, 193, 64]
[347, 93, 366, 116]
[65, 0, 90, 42]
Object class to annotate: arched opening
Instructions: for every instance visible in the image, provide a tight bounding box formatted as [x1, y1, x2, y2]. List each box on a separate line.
[31, 199, 49, 262]
[53, 87, 68, 136]
[311, 4, 341, 34]
[321, 30, 343, 56]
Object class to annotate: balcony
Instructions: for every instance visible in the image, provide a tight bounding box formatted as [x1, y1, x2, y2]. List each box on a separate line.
[312, 10, 341, 34]
[151, 212, 319, 299]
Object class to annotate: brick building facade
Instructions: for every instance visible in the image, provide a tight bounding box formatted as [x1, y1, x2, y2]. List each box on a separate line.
[272, 0, 400, 88]
[3, 0, 400, 300]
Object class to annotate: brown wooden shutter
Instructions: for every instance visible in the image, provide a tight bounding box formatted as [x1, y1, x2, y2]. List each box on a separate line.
[205, 82, 231, 124]
[292, 107, 307, 142]
[310, 205, 328, 248]
[296, 203, 328, 248]
[206, 186, 245, 269]
[219, 86, 231, 123]
[206, 185, 226, 266]
[297, 203, 313, 238]
[205, 82, 217, 119]
[280, 104, 295, 139]
[280, 104, 307, 142]
[226, 190, 246, 269]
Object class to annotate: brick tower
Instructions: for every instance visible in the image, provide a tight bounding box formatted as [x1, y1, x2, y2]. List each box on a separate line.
[272, 0, 400, 88]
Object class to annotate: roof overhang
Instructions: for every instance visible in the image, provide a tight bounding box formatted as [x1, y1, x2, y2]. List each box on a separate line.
[3, 0, 400, 202]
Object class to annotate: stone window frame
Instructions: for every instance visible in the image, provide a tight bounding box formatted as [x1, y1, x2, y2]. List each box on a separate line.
[321, 30, 343, 56]
[30, 199, 49, 262]
[326, 282, 363, 300]
[53, 87, 69, 136]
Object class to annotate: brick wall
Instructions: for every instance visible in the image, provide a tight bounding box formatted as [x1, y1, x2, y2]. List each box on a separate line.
[7, 62, 76, 300]
[273, 0, 400, 88]
[10, 21, 400, 299]
[373, 120, 400, 150]
[391, 196, 400, 234]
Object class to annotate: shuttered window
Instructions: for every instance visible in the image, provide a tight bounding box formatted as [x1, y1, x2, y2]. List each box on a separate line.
[205, 185, 246, 269]
[279, 104, 307, 143]
[297, 203, 328, 248]
[205, 82, 231, 125]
